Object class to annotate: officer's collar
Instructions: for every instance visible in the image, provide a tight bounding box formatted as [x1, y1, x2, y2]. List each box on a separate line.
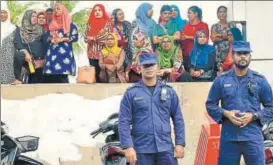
[231, 68, 253, 79]
[135, 79, 165, 87]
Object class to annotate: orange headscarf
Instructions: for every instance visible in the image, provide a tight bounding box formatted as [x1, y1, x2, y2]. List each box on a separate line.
[49, 3, 72, 38]
[87, 4, 110, 36]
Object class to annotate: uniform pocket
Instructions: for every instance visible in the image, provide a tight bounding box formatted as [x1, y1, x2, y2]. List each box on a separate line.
[223, 86, 235, 97]
[159, 100, 171, 118]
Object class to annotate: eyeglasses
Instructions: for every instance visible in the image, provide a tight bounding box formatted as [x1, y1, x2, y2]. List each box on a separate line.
[162, 40, 171, 44]
[106, 38, 114, 41]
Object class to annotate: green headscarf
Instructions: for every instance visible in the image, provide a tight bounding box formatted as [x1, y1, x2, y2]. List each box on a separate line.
[157, 35, 179, 69]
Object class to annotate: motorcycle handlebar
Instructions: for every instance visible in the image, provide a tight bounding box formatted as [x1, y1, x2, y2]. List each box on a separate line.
[90, 128, 102, 136]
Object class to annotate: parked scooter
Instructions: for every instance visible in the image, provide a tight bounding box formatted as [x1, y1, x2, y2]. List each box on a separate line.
[1, 121, 43, 165]
[90, 113, 129, 165]
[263, 119, 273, 165]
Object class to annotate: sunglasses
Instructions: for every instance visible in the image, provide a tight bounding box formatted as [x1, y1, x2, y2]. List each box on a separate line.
[236, 51, 250, 56]
[143, 64, 156, 68]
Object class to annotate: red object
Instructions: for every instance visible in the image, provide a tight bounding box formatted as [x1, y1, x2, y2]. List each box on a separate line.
[222, 45, 234, 71]
[107, 146, 119, 155]
[87, 4, 111, 36]
[49, 3, 72, 38]
[265, 148, 273, 164]
[194, 112, 221, 165]
[181, 22, 209, 56]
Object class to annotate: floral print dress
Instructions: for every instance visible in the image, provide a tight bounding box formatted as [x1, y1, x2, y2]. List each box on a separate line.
[43, 23, 78, 76]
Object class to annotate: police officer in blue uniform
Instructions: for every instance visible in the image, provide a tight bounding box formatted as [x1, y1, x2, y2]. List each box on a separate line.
[118, 53, 185, 165]
[206, 41, 273, 165]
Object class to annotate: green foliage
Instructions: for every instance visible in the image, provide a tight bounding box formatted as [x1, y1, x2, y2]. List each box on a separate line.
[72, 8, 91, 36]
[62, 1, 78, 13]
[7, 1, 39, 25]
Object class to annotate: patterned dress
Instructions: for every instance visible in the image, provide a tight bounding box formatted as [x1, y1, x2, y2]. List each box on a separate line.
[128, 25, 153, 74]
[43, 23, 78, 76]
[0, 31, 16, 84]
[211, 22, 236, 68]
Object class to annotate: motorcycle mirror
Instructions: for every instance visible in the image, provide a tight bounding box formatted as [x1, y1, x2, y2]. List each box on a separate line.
[1, 123, 9, 134]
[16, 136, 39, 152]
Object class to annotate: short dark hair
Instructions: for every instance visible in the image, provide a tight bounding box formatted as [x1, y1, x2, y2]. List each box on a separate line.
[189, 6, 202, 21]
[46, 8, 53, 13]
[217, 6, 227, 14]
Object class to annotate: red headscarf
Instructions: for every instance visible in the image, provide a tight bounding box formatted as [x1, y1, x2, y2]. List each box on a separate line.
[37, 11, 48, 31]
[87, 4, 110, 36]
[49, 3, 72, 38]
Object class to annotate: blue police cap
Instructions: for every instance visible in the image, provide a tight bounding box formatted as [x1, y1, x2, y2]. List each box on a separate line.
[139, 53, 158, 65]
[232, 41, 252, 52]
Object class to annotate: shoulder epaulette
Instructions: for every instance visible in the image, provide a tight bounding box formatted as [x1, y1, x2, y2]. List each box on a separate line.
[252, 70, 264, 78]
[219, 70, 231, 77]
[126, 83, 138, 91]
[165, 84, 173, 89]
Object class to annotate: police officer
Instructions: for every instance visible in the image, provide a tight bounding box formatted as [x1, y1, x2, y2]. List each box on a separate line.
[118, 53, 185, 165]
[206, 41, 273, 165]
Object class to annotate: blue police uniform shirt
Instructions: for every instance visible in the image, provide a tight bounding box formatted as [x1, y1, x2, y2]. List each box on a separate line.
[118, 80, 185, 153]
[206, 69, 273, 141]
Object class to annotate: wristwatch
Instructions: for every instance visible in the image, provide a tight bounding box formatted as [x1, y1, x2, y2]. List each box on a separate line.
[252, 113, 259, 121]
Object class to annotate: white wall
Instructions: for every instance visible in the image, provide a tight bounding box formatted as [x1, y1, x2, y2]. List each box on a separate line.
[229, 1, 273, 83]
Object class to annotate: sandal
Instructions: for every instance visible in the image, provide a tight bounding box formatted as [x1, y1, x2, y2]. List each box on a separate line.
[11, 80, 22, 85]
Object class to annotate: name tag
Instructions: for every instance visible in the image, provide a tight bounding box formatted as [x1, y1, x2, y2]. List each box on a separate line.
[134, 97, 144, 101]
[224, 83, 232, 88]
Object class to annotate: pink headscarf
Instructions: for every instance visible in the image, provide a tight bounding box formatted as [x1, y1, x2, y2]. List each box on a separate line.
[49, 3, 72, 38]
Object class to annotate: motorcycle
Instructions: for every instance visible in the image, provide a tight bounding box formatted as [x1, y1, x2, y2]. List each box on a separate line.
[1, 121, 43, 165]
[263, 119, 273, 165]
[90, 113, 129, 165]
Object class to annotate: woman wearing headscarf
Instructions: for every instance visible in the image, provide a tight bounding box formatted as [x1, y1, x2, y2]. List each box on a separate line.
[181, 6, 209, 71]
[37, 11, 48, 32]
[43, 3, 78, 83]
[152, 5, 180, 49]
[156, 35, 192, 82]
[12, 10, 47, 85]
[85, 4, 113, 83]
[217, 27, 243, 74]
[0, 4, 17, 84]
[99, 33, 126, 83]
[171, 5, 187, 31]
[125, 3, 155, 82]
[211, 6, 236, 72]
[189, 30, 216, 82]
[112, 8, 132, 69]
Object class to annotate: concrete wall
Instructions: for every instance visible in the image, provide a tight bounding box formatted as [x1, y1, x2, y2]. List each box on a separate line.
[2, 82, 273, 165]
[1, 83, 212, 165]
[228, 1, 273, 83]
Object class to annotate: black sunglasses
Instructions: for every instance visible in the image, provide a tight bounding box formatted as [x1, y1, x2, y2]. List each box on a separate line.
[142, 64, 156, 68]
[236, 51, 250, 56]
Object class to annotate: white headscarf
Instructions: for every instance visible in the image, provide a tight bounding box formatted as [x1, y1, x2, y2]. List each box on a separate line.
[1, 1, 16, 44]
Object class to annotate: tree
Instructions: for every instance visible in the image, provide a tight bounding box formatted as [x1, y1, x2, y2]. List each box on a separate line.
[7, 1, 39, 25]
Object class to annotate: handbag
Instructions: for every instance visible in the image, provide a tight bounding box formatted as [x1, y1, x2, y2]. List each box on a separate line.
[76, 66, 96, 84]
[27, 44, 45, 69]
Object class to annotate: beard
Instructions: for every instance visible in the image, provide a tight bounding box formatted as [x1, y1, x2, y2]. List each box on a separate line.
[234, 59, 250, 69]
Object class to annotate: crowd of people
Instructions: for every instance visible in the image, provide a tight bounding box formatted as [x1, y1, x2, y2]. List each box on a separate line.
[0, 3, 243, 85]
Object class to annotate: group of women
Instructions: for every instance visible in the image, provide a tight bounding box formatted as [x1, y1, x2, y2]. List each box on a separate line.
[0, 2, 243, 84]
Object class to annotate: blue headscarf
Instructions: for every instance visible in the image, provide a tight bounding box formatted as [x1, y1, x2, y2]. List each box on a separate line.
[171, 5, 187, 30]
[135, 3, 156, 37]
[190, 30, 215, 67]
[230, 27, 243, 41]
